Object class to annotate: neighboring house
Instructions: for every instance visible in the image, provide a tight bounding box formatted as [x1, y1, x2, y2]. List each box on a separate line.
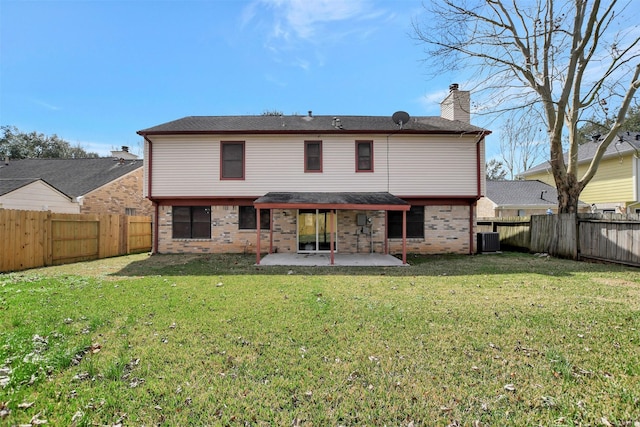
[0, 150, 152, 216]
[138, 86, 490, 261]
[0, 178, 78, 213]
[520, 132, 640, 213]
[477, 180, 590, 217]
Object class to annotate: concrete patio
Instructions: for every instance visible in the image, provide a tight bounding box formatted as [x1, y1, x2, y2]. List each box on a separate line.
[257, 253, 408, 266]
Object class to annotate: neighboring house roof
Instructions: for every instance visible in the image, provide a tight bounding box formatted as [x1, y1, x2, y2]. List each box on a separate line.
[0, 158, 143, 198]
[485, 180, 588, 207]
[521, 131, 640, 175]
[0, 178, 41, 196]
[138, 114, 489, 135]
[0, 178, 72, 199]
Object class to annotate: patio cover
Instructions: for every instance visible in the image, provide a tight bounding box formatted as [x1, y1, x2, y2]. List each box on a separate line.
[253, 192, 411, 265]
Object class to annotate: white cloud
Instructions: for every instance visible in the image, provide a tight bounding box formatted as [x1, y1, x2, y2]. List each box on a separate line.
[262, 0, 373, 40]
[243, 0, 390, 65]
[32, 99, 61, 111]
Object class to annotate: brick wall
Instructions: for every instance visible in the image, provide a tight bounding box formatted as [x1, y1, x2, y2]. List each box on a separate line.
[157, 204, 475, 255]
[388, 205, 474, 254]
[158, 205, 273, 254]
[80, 168, 153, 216]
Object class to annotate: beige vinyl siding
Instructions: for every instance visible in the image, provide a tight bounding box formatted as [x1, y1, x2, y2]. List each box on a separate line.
[525, 155, 634, 204]
[387, 136, 478, 195]
[151, 138, 218, 197]
[148, 134, 481, 197]
[0, 181, 79, 213]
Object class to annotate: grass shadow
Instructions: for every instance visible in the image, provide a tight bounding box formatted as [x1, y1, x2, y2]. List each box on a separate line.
[109, 251, 634, 278]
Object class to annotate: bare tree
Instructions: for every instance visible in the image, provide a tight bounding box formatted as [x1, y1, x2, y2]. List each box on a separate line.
[499, 113, 545, 179]
[414, 0, 640, 213]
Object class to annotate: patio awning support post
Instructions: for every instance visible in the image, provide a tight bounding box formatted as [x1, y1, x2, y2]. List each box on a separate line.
[269, 208, 274, 254]
[330, 209, 335, 265]
[384, 211, 389, 254]
[256, 208, 261, 265]
[402, 209, 407, 264]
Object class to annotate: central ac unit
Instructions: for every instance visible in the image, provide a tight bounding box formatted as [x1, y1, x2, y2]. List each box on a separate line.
[477, 232, 500, 253]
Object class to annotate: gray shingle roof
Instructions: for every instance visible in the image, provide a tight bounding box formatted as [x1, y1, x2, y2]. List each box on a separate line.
[0, 158, 143, 198]
[522, 132, 640, 175]
[254, 192, 410, 208]
[486, 180, 587, 207]
[138, 115, 489, 135]
[0, 178, 40, 196]
[0, 178, 71, 198]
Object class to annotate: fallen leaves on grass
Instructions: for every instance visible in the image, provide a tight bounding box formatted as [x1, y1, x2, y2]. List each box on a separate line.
[72, 372, 91, 382]
[30, 412, 48, 425]
[18, 401, 35, 409]
[90, 342, 101, 354]
[0, 401, 9, 419]
[0, 367, 11, 387]
[129, 377, 145, 388]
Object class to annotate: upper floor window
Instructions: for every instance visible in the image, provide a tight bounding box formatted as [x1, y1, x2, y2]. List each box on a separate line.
[172, 206, 211, 239]
[238, 206, 271, 230]
[356, 140, 373, 172]
[221, 141, 245, 179]
[305, 141, 322, 172]
[387, 206, 425, 239]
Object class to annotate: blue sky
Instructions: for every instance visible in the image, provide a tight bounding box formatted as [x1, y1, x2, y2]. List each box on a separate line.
[1, 0, 466, 157]
[3, 1, 637, 161]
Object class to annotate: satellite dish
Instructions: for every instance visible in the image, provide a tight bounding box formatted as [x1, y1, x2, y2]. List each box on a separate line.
[392, 111, 410, 128]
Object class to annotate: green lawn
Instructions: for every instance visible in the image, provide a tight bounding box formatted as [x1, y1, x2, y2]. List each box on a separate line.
[1, 253, 639, 426]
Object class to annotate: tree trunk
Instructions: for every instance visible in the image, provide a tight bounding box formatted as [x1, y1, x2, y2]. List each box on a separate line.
[556, 180, 582, 214]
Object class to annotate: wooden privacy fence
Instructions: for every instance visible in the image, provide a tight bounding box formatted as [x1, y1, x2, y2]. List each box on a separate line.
[0, 209, 152, 273]
[477, 216, 531, 249]
[478, 213, 640, 267]
[578, 214, 640, 265]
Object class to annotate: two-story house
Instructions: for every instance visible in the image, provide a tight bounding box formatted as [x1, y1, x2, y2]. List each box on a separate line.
[520, 132, 640, 213]
[138, 86, 490, 264]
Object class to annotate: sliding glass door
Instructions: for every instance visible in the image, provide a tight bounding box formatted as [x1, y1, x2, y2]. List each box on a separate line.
[297, 209, 337, 252]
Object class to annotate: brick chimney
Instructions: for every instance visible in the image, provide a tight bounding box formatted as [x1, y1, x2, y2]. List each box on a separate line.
[440, 83, 471, 123]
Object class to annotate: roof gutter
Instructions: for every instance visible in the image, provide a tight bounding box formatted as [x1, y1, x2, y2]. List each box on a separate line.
[137, 129, 492, 137]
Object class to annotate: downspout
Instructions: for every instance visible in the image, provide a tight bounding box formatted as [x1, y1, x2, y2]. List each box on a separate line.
[143, 135, 158, 254]
[472, 134, 485, 255]
[153, 202, 159, 255]
[469, 203, 475, 255]
[143, 135, 153, 201]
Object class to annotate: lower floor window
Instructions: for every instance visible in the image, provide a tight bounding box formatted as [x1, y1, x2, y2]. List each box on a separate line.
[238, 206, 271, 230]
[388, 206, 425, 239]
[172, 206, 211, 239]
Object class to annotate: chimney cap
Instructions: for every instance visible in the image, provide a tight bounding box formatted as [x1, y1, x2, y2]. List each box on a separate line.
[121, 146, 129, 152]
[308, 110, 312, 117]
[449, 83, 459, 91]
